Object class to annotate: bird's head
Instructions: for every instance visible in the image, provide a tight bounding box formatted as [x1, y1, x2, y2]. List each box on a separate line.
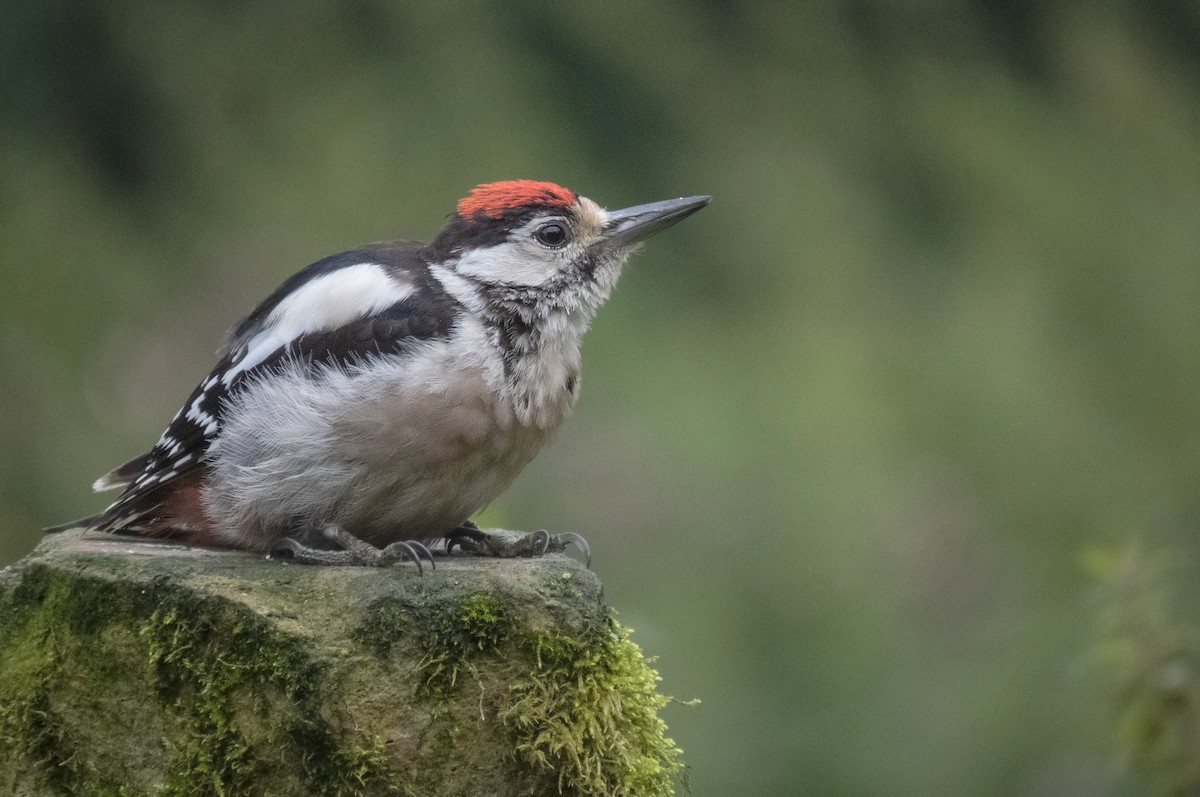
[427, 180, 710, 314]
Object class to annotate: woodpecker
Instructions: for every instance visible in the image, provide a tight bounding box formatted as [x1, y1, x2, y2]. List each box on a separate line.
[56, 181, 710, 568]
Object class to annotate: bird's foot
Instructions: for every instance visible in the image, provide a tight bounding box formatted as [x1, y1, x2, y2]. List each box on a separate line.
[268, 525, 435, 573]
[445, 524, 591, 567]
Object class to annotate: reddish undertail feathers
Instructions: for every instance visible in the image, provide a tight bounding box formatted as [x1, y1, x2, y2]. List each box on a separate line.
[457, 180, 577, 219]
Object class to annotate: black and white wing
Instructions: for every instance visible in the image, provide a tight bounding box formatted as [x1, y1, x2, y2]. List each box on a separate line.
[90, 242, 458, 534]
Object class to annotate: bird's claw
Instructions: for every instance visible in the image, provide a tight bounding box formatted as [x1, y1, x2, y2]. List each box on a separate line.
[551, 531, 591, 568]
[269, 537, 304, 558]
[445, 526, 590, 567]
[381, 539, 435, 572]
[268, 525, 434, 573]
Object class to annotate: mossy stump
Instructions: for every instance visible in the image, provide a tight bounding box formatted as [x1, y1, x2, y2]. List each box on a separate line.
[0, 529, 682, 796]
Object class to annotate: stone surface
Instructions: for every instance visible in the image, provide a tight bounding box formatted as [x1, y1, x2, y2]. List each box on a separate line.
[0, 529, 682, 796]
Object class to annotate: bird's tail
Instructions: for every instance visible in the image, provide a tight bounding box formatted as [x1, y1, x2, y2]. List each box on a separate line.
[45, 451, 155, 534]
[43, 515, 99, 534]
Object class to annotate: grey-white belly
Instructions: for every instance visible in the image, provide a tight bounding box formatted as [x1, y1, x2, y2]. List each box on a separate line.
[201, 342, 570, 550]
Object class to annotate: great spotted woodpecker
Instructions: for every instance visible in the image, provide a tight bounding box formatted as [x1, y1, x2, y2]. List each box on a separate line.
[56, 181, 709, 568]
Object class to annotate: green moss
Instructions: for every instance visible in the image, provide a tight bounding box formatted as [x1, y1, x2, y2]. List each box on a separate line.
[500, 621, 683, 797]
[1, 546, 685, 797]
[404, 590, 683, 797]
[458, 592, 510, 650]
[416, 591, 512, 692]
[0, 680, 89, 794]
[141, 594, 401, 796]
[0, 565, 398, 797]
[0, 565, 140, 796]
[354, 599, 412, 658]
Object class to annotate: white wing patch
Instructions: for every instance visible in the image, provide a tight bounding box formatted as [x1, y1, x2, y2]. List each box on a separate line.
[221, 262, 414, 385]
[221, 330, 286, 386]
[268, 262, 414, 336]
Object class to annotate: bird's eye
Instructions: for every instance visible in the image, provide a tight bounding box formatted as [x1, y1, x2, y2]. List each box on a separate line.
[533, 222, 569, 248]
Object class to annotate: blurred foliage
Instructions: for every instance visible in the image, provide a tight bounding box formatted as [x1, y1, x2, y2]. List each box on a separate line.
[4, 1, 1200, 795]
[1089, 543, 1200, 796]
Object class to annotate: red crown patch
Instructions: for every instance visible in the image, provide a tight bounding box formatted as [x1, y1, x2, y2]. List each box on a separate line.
[457, 180, 577, 219]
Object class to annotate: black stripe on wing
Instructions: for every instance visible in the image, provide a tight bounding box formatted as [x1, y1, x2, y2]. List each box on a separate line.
[256, 291, 459, 374]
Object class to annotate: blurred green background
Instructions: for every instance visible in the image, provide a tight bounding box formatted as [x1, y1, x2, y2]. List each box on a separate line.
[4, 2, 1200, 794]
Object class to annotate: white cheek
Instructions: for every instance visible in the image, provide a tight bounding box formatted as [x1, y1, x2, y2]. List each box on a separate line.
[454, 242, 564, 286]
